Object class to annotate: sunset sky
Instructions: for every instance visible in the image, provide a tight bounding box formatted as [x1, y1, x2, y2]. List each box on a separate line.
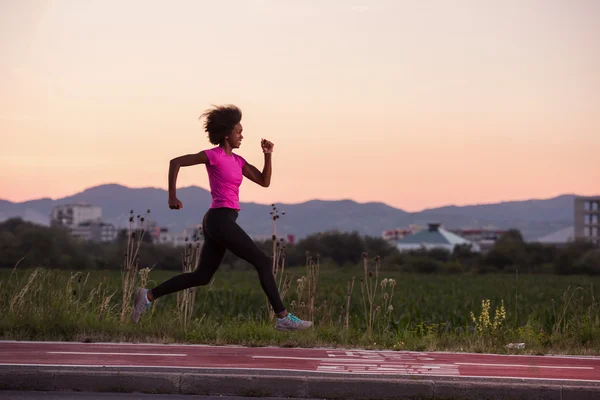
[1, 0, 599, 211]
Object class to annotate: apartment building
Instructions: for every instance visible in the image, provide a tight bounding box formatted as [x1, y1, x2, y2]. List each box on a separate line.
[51, 203, 117, 243]
[51, 204, 102, 227]
[70, 221, 118, 243]
[574, 196, 600, 245]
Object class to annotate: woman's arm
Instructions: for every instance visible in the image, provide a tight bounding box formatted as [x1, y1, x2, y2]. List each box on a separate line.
[168, 151, 209, 209]
[242, 139, 273, 187]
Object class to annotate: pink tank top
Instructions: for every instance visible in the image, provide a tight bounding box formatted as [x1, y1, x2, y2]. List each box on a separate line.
[204, 146, 247, 210]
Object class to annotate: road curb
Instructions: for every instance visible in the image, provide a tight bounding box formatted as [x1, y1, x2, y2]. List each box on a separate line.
[1, 367, 599, 399]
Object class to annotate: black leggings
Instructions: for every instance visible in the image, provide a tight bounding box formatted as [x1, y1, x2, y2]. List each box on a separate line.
[150, 207, 286, 314]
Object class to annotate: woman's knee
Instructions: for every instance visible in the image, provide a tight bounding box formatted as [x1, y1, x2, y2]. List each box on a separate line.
[252, 251, 273, 273]
[190, 271, 212, 286]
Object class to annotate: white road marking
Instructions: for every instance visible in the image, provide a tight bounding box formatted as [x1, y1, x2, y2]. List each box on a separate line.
[455, 362, 594, 370]
[316, 363, 460, 375]
[252, 356, 385, 362]
[322, 363, 380, 367]
[47, 351, 187, 357]
[253, 355, 595, 372]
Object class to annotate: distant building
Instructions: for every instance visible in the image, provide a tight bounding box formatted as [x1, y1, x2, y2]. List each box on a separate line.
[50, 203, 117, 243]
[536, 226, 575, 247]
[51, 204, 102, 227]
[71, 221, 118, 243]
[382, 225, 422, 241]
[574, 196, 600, 246]
[449, 228, 506, 253]
[155, 226, 203, 247]
[394, 223, 480, 252]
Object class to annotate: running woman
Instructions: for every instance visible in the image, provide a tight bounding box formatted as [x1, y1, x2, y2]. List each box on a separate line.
[131, 104, 312, 331]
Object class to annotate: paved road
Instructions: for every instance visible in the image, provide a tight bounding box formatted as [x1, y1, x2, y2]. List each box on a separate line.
[1, 391, 312, 400]
[0, 340, 598, 382]
[1, 341, 599, 399]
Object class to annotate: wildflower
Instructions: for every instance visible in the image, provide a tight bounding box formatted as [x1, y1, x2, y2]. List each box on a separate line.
[493, 300, 506, 330]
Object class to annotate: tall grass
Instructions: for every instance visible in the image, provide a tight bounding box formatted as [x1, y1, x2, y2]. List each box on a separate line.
[1, 265, 599, 354]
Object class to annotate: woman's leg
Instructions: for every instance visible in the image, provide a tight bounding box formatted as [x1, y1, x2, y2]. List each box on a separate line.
[204, 209, 311, 330]
[149, 233, 226, 299]
[131, 213, 226, 323]
[203, 208, 285, 314]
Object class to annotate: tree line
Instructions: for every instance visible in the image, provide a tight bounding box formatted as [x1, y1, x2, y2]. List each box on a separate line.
[0, 218, 598, 275]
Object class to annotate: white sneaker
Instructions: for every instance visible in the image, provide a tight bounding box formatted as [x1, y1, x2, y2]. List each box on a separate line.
[131, 287, 151, 323]
[275, 313, 313, 331]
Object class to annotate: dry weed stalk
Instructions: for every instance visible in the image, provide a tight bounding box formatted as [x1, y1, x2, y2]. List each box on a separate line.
[86, 279, 118, 320]
[1, 258, 26, 309]
[66, 271, 89, 308]
[345, 277, 356, 330]
[319, 297, 335, 326]
[120, 209, 150, 322]
[379, 277, 396, 331]
[305, 253, 320, 323]
[9, 268, 42, 313]
[267, 204, 294, 320]
[176, 229, 202, 329]
[358, 255, 397, 334]
[294, 252, 320, 322]
[360, 253, 380, 335]
[552, 285, 584, 336]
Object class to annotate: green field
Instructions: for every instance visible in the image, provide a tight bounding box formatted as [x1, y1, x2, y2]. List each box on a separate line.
[1, 258, 598, 355]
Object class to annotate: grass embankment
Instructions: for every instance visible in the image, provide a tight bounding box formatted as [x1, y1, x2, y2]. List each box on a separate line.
[1, 259, 598, 356]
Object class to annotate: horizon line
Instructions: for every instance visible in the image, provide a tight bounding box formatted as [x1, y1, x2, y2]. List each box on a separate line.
[2, 182, 597, 213]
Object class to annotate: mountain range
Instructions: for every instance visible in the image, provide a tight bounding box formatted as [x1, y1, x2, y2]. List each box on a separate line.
[0, 184, 586, 241]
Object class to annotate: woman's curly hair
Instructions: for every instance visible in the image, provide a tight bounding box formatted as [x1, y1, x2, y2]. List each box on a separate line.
[199, 104, 242, 145]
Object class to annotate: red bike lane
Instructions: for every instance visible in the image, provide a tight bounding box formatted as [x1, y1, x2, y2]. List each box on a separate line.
[0, 341, 598, 382]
